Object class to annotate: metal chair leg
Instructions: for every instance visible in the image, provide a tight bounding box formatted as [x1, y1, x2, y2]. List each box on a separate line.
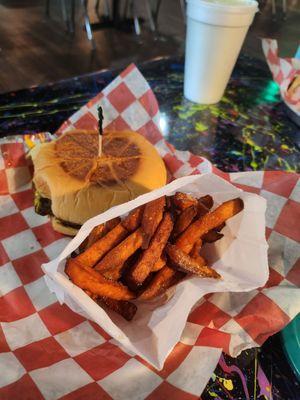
[133, 15, 141, 35]
[61, 0, 69, 30]
[282, 0, 287, 18]
[131, 0, 141, 35]
[82, 0, 96, 49]
[104, 0, 111, 17]
[129, 0, 156, 35]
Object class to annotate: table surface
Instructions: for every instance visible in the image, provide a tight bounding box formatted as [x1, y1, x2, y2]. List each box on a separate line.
[0, 55, 299, 172]
[0, 55, 299, 399]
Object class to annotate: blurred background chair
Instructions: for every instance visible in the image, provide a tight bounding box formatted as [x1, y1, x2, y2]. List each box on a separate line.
[44, 0, 185, 45]
[46, 0, 158, 46]
[124, 0, 156, 35]
[82, 0, 95, 48]
[0, 0, 299, 93]
[153, 0, 185, 26]
[271, 0, 288, 17]
[125, 0, 186, 36]
[46, 0, 110, 48]
[95, 0, 110, 20]
[85, 0, 158, 42]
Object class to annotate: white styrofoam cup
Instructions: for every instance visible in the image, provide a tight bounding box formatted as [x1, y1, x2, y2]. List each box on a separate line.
[184, 0, 259, 104]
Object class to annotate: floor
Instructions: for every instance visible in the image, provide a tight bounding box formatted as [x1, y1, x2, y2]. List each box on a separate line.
[0, 0, 299, 93]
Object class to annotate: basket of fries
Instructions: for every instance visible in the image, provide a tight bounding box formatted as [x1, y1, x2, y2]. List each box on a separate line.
[43, 173, 268, 370]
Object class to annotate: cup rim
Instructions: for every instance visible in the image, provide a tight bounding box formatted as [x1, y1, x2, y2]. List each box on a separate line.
[187, 0, 259, 13]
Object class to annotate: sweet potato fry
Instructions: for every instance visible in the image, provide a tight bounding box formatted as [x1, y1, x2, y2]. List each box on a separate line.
[103, 250, 142, 282]
[190, 238, 202, 257]
[141, 196, 165, 248]
[172, 205, 197, 238]
[75, 223, 128, 268]
[166, 244, 220, 279]
[121, 206, 144, 232]
[102, 268, 123, 281]
[189, 239, 206, 265]
[85, 224, 105, 249]
[68, 194, 243, 313]
[95, 228, 143, 276]
[216, 222, 226, 232]
[105, 217, 121, 232]
[172, 192, 198, 210]
[202, 230, 224, 243]
[65, 259, 135, 300]
[152, 257, 166, 272]
[199, 195, 213, 210]
[166, 196, 172, 209]
[82, 218, 122, 252]
[78, 239, 89, 253]
[176, 198, 244, 254]
[197, 195, 213, 218]
[139, 265, 184, 300]
[96, 296, 137, 321]
[197, 201, 210, 218]
[128, 212, 173, 286]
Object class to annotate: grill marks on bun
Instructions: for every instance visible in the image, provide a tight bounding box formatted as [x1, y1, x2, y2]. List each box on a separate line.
[55, 131, 141, 186]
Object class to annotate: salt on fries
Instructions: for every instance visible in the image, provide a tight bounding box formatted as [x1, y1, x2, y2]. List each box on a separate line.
[65, 193, 243, 321]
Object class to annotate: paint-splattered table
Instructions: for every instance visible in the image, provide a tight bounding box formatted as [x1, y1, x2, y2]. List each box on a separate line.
[0, 55, 299, 399]
[0, 55, 299, 172]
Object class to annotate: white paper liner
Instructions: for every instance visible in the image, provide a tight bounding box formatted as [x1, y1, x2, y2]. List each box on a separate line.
[43, 173, 268, 370]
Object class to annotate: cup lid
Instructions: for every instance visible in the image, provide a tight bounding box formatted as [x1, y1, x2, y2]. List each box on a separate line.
[187, 0, 258, 13]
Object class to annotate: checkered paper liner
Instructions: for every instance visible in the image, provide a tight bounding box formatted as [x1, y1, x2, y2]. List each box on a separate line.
[0, 64, 299, 399]
[262, 38, 300, 115]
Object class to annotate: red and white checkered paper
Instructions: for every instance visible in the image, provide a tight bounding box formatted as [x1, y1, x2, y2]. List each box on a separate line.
[0, 64, 299, 400]
[262, 38, 300, 115]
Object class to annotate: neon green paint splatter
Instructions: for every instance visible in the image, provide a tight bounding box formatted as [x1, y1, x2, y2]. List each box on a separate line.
[279, 157, 296, 172]
[242, 125, 263, 153]
[208, 390, 218, 397]
[230, 150, 243, 156]
[263, 155, 269, 169]
[218, 378, 234, 391]
[172, 87, 298, 172]
[250, 148, 258, 170]
[174, 104, 208, 120]
[254, 349, 258, 400]
[195, 122, 208, 132]
[281, 144, 289, 150]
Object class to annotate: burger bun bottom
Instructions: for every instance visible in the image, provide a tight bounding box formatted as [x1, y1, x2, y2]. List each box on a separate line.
[51, 217, 79, 236]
